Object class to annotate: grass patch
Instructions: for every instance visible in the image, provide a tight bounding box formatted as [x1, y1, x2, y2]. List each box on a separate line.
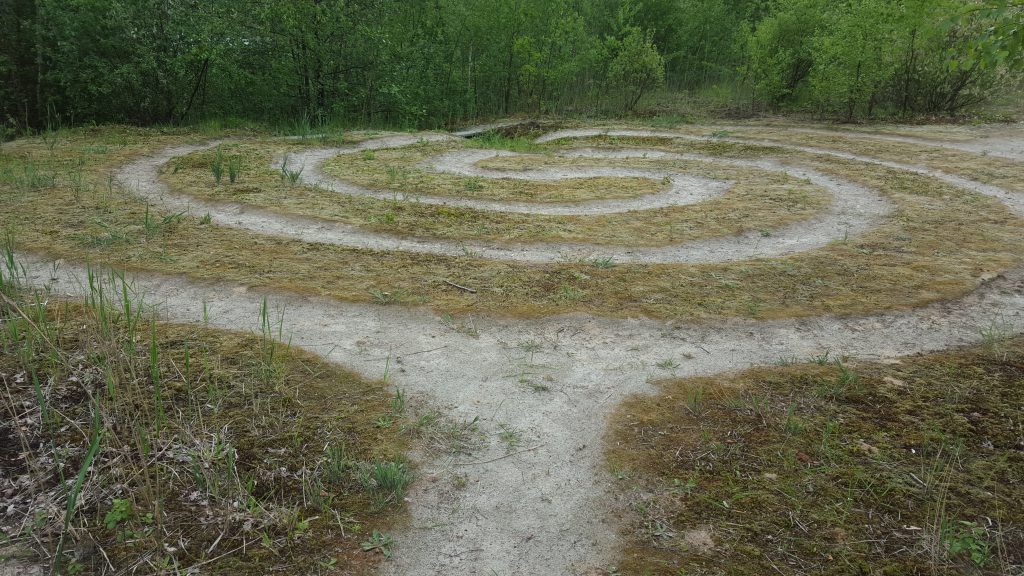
[608, 340, 1024, 575]
[464, 130, 547, 153]
[0, 253, 408, 573]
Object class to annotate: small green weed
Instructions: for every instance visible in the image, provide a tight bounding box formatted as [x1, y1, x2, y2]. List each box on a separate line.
[370, 288, 406, 305]
[656, 358, 679, 370]
[360, 461, 412, 507]
[227, 156, 241, 183]
[684, 386, 705, 416]
[497, 424, 522, 452]
[280, 155, 304, 185]
[558, 285, 584, 302]
[980, 321, 1012, 358]
[103, 499, 132, 530]
[210, 148, 224, 183]
[361, 531, 394, 558]
[391, 388, 406, 414]
[783, 402, 804, 435]
[943, 521, 991, 567]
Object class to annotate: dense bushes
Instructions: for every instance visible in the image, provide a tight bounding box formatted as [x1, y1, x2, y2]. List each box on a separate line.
[0, 0, 1019, 132]
[748, 0, 1015, 118]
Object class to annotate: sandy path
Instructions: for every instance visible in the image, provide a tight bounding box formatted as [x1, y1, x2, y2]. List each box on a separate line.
[17, 255, 1024, 575]
[63, 123, 1022, 574]
[419, 148, 732, 215]
[538, 128, 1024, 217]
[783, 126, 1024, 161]
[121, 138, 890, 263]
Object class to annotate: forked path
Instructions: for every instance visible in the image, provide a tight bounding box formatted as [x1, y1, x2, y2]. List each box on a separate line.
[58, 124, 1024, 574]
[18, 256, 1024, 575]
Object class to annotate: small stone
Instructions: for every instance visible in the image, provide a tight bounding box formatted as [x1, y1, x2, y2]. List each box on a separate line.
[682, 527, 715, 553]
[882, 376, 906, 387]
[856, 441, 879, 455]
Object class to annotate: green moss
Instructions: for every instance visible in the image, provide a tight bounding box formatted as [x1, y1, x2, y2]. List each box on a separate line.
[608, 340, 1024, 575]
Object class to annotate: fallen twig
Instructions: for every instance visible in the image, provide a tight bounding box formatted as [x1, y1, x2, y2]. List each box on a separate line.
[455, 444, 544, 466]
[368, 345, 448, 362]
[443, 279, 477, 293]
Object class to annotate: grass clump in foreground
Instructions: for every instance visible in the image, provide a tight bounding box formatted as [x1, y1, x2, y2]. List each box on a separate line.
[0, 252, 410, 573]
[608, 340, 1024, 575]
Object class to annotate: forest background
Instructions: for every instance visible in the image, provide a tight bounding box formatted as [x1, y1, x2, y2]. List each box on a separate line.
[1, 0, 1022, 135]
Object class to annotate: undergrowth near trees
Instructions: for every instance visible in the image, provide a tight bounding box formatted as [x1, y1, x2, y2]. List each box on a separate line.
[0, 1, 1019, 133]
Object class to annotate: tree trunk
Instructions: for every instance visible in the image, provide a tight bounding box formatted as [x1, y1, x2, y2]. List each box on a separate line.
[177, 58, 210, 124]
[845, 60, 862, 122]
[901, 28, 917, 115]
[34, 0, 43, 128]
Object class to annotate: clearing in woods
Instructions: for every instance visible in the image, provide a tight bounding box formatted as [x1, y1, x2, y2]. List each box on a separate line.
[1, 120, 1022, 574]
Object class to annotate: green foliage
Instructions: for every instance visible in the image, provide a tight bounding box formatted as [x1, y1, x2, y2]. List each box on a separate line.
[210, 149, 224, 183]
[807, 0, 899, 120]
[357, 460, 413, 508]
[0, 0, 1018, 130]
[227, 156, 240, 183]
[943, 520, 992, 567]
[360, 530, 394, 558]
[744, 0, 1014, 118]
[958, 1, 1024, 71]
[607, 27, 666, 111]
[103, 499, 132, 530]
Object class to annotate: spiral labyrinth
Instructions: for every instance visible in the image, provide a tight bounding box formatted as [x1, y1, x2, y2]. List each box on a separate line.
[8, 121, 1024, 576]
[115, 123, 1024, 320]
